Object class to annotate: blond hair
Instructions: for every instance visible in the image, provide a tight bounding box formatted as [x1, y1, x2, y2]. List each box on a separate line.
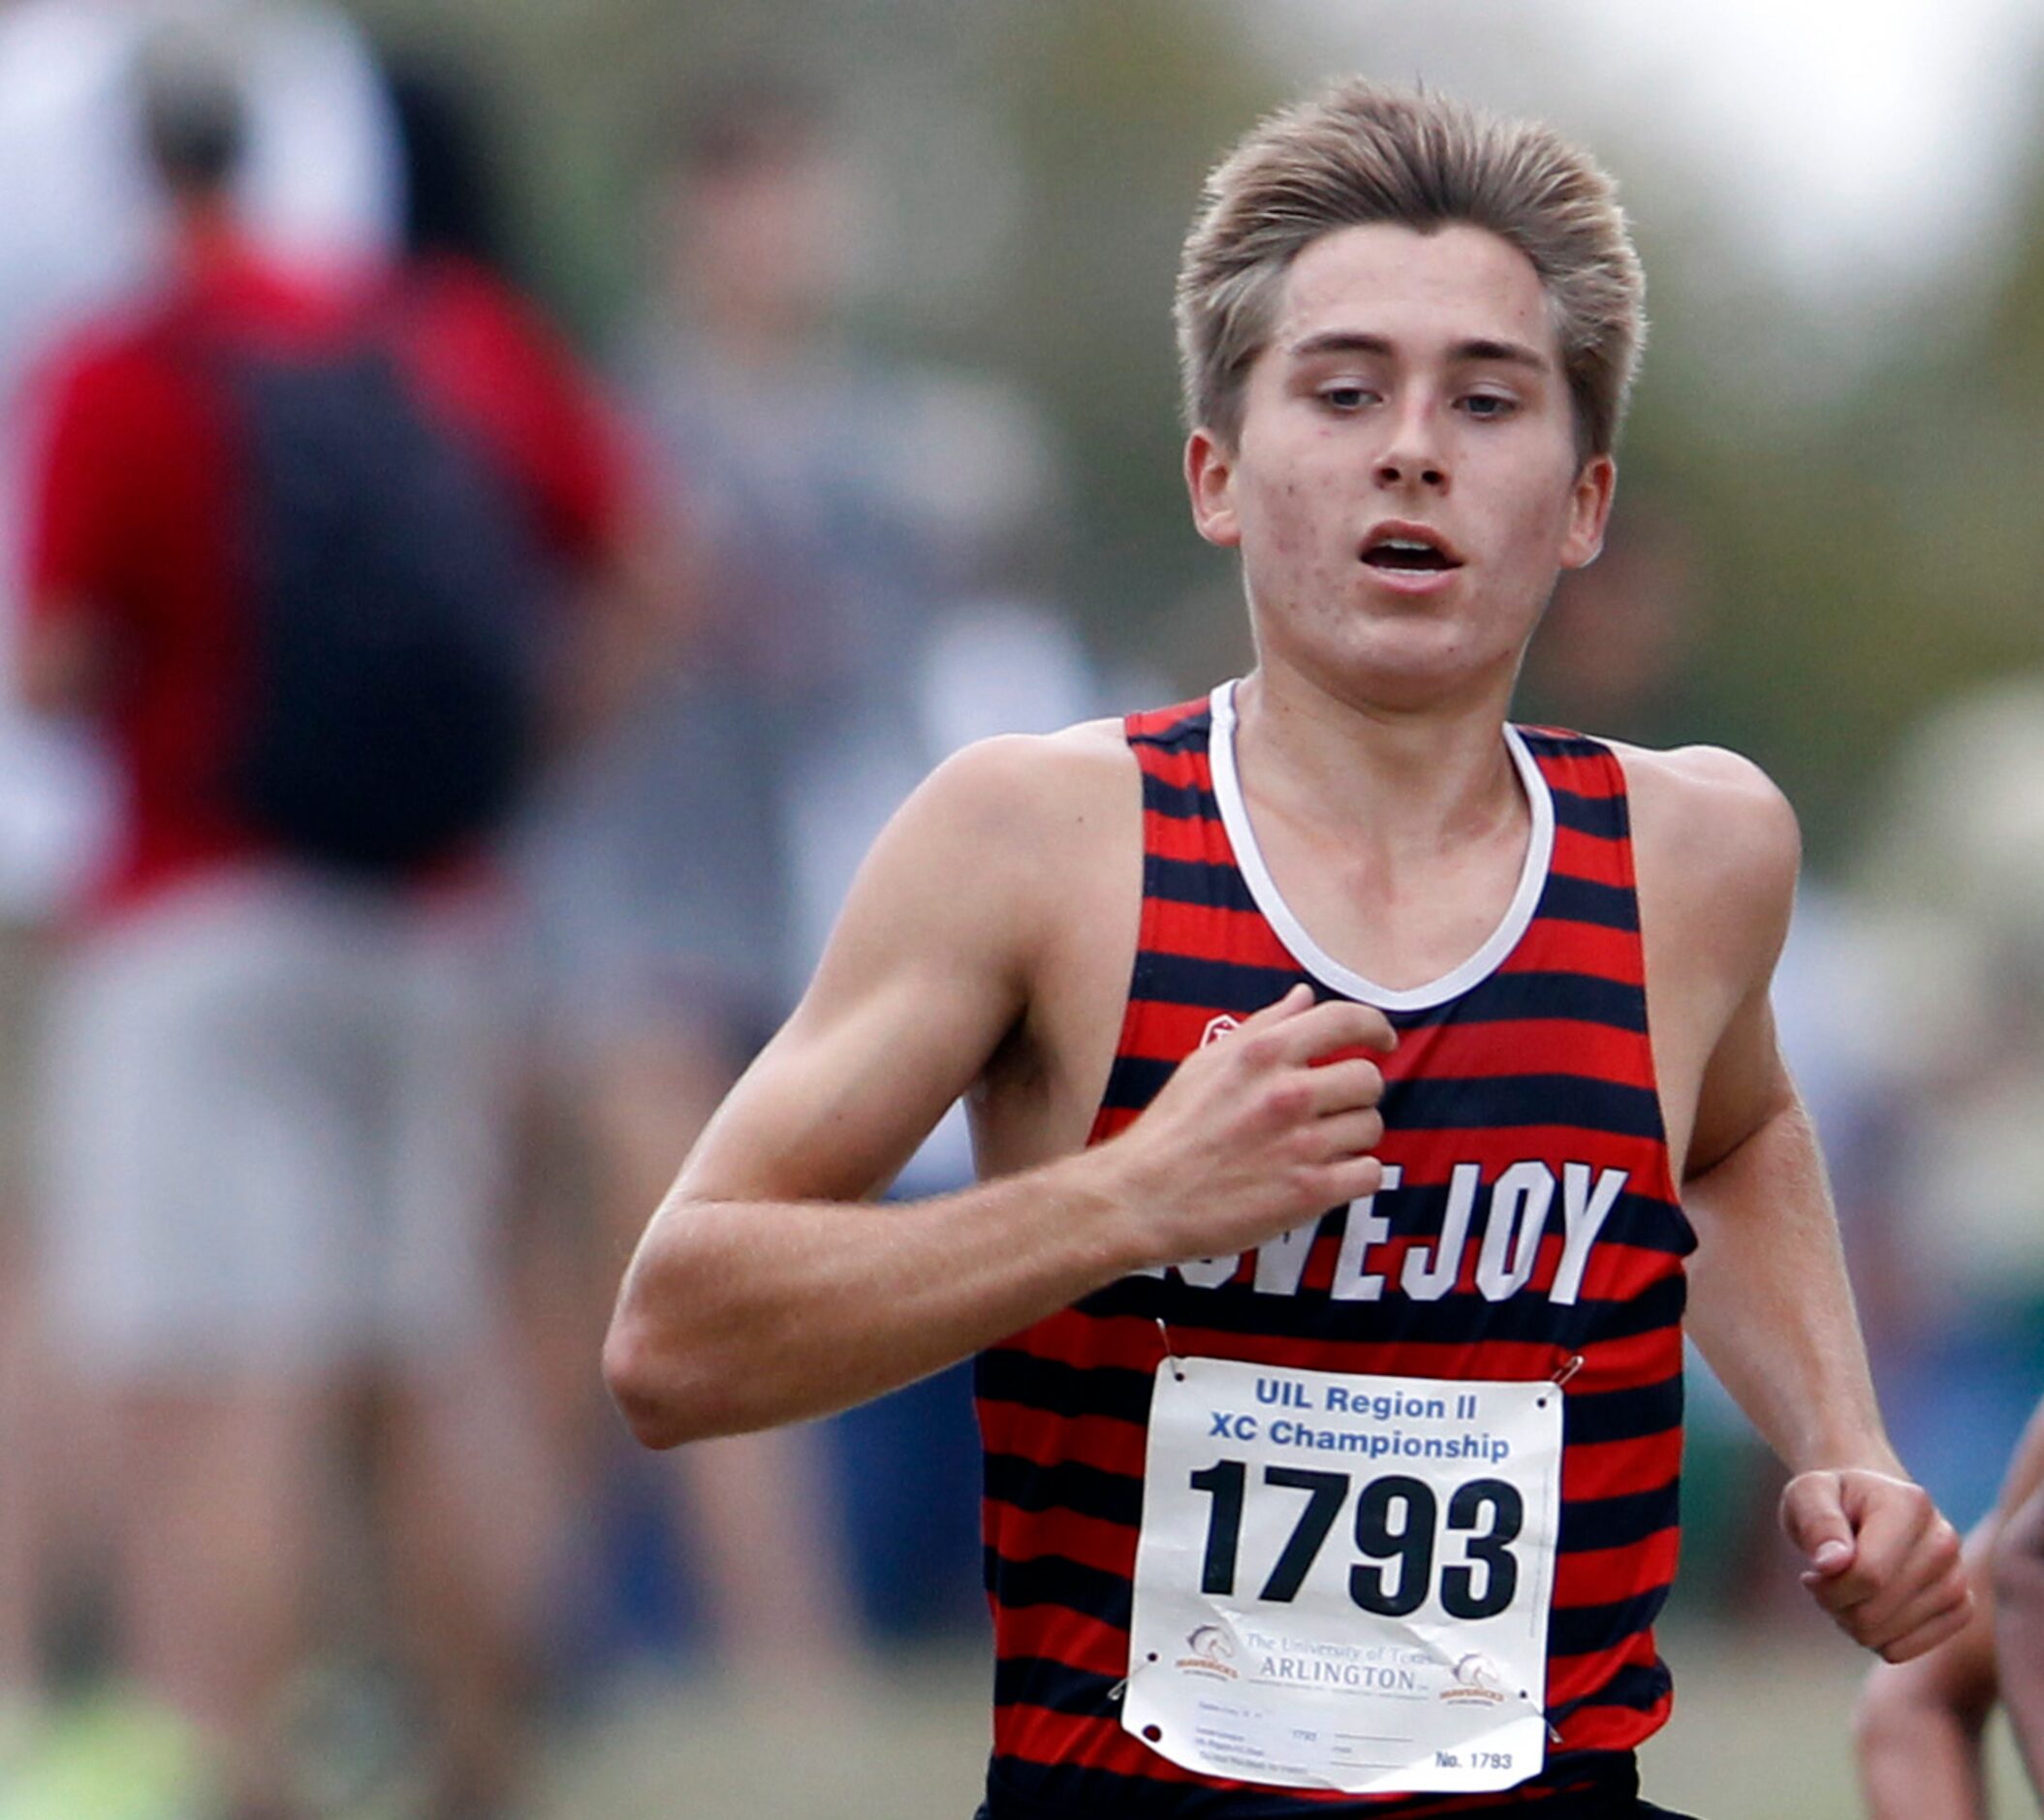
[1175, 79, 1645, 457]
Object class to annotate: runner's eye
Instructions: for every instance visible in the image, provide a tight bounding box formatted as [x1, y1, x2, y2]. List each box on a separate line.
[1459, 392, 1516, 420]
[1319, 385, 1376, 411]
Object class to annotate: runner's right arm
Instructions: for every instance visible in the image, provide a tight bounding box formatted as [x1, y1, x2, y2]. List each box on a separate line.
[602, 731, 1395, 1447]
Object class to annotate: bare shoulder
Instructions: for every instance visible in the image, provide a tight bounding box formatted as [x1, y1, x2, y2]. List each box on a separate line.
[915, 715, 1136, 828]
[708, 718, 1140, 1196]
[1611, 740, 1801, 912]
[889, 716, 1135, 885]
[815, 716, 1138, 986]
[1603, 744, 1804, 1160]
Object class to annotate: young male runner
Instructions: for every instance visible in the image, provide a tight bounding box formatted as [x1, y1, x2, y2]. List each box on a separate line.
[605, 79, 1969, 1815]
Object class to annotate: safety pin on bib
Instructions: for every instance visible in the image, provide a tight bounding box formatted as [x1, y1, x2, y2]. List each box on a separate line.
[1537, 1353, 1585, 1408]
[1111, 1642, 1171, 1705]
[1116, 1320, 1189, 1703]
[1155, 1317, 1186, 1383]
[1541, 1353, 1584, 1742]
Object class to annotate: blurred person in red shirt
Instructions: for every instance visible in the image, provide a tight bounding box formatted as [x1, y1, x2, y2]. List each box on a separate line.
[0, 0, 398, 1750]
[16, 43, 654, 1819]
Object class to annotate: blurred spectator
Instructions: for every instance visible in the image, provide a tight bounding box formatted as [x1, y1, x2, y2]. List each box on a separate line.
[522, 78, 1092, 1679]
[0, 0, 397, 1774]
[15, 40, 646, 1817]
[0, 0, 397, 903]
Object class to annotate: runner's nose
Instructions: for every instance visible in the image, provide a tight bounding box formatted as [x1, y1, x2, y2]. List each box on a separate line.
[1374, 400, 1448, 490]
[1375, 455, 1446, 487]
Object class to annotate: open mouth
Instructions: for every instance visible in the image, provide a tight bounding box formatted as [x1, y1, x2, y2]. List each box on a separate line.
[1360, 530, 1462, 573]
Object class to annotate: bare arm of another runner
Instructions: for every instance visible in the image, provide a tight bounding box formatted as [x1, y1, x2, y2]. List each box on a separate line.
[1854, 1398, 2044, 1815]
[1991, 1399, 2044, 1791]
[1631, 749, 1967, 1666]
[603, 729, 1397, 1446]
[1853, 1528, 1997, 1818]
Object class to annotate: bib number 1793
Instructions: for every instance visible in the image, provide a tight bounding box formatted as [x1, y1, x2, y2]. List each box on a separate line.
[1187, 1459, 1524, 1620]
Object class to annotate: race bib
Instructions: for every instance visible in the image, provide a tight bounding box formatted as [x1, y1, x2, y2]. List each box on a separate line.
[1123, 1358, 1562, 1795]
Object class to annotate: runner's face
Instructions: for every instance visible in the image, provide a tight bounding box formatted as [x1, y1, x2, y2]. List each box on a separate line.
[1186, 223, 1614, 709]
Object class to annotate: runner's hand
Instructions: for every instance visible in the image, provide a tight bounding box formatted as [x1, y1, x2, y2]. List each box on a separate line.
[1781, 1467, 1971, 1662]
[1103, 983, 1397, 1268]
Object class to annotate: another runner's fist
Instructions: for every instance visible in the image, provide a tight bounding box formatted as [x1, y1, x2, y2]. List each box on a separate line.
[1781, 1467, 1971, 1663]
[1104, 983, 1398, 1268]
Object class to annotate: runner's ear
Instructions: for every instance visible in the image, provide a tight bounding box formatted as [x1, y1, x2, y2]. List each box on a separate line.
[1558, 454, 1615, 572]
[1185, 428, 1241, 549]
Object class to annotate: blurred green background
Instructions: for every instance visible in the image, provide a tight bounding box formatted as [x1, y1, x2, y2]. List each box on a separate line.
[20, 1, 2044, 1811]
[346, 4, 2044, 1812]
[349, 0, 2044, 863]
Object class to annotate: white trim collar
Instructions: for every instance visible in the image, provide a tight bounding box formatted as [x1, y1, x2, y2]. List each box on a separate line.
[1205, 679, 1554, 1012]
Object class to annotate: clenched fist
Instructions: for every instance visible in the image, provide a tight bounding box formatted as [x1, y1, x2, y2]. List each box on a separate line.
[1100, 983, 1398, 1271]
[1782, 1467, 1971, 1663]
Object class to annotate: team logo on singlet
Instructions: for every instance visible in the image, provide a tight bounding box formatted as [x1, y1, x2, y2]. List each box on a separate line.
[1200, 1014, 1241, 1048]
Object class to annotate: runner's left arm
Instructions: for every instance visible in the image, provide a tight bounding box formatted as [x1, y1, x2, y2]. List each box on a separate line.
[1665, 763, 1967, 1664]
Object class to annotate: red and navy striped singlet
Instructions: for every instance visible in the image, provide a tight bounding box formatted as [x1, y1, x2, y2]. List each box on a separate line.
[975, 685, 1692, 1817]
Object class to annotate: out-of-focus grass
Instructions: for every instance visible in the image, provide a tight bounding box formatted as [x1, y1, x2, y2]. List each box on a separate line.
[1643, 1626, 2028, 1818]
[528, 1649, 991, 1817]
[528, 1626, 2039, 1820]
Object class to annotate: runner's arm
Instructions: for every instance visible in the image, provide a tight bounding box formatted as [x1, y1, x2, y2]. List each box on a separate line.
[1669, 766, 1893, 1476]
[602, 733, 1396, 1446]
[1682, 1004, 1897, 1484]
[1656, 758, 1965, 1662]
